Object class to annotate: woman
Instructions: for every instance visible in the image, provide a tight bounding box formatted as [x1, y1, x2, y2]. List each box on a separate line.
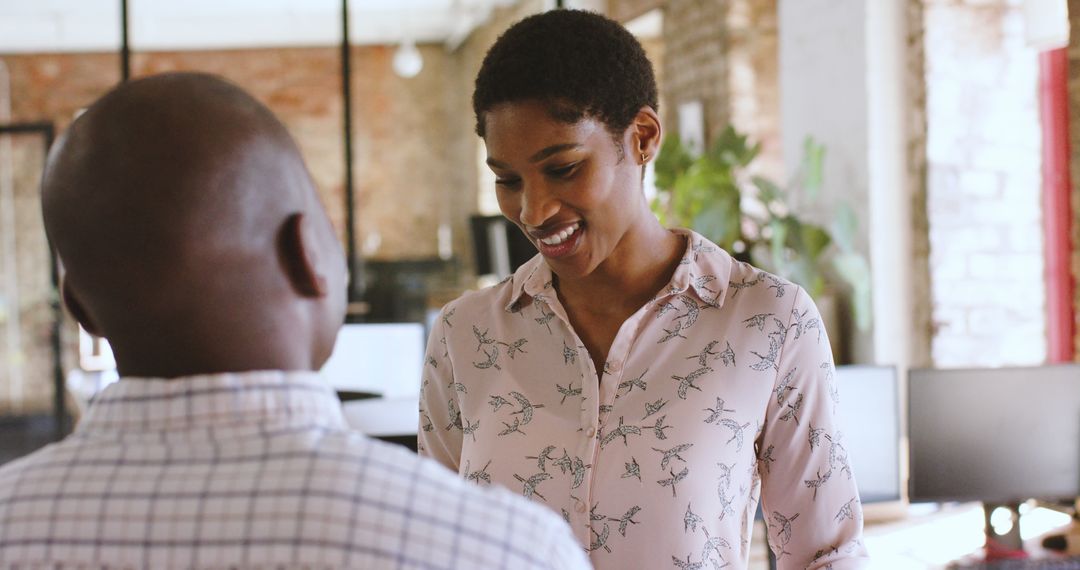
[419, 9, 869, 569]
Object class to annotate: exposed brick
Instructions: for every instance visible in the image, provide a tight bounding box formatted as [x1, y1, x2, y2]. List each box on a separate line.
[1069, 0, 1080, 359]
[661, 0, 731, 147]
[0, 39, 476, 411]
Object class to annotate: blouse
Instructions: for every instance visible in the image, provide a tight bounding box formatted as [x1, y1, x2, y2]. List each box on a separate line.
[419, 229, 870, 569]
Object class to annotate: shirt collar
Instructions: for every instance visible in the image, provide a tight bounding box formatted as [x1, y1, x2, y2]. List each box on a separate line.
[504, 228, 734, 311]
[77, 370, 348, 434]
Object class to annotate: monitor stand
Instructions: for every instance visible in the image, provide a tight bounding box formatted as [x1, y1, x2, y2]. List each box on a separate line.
[982, 502, 1025, 559]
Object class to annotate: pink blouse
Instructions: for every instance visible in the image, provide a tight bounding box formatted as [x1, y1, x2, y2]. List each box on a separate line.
[419, 229, 870, 569]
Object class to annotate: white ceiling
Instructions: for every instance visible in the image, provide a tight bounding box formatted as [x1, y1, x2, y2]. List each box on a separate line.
[0, 0, 527, 53]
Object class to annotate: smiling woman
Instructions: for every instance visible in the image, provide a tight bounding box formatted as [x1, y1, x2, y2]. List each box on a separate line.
[482, 100, 678, 293]
[418, 9, 871, 570]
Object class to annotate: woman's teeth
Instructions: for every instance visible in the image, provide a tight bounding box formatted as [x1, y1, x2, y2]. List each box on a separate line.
[540, 223, 580, 246]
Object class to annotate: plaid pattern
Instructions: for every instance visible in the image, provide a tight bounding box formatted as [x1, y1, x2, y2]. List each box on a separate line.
[0, 371, 591, 570]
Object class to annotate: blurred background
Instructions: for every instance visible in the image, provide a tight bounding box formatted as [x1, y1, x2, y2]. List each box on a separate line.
[0, 1, 1078, 567]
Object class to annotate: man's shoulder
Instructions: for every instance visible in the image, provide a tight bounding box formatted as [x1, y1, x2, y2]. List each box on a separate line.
[0, 433, 585, 570]
[324, 436, 584, 567]
[360, 436, 566, 524]
[0, 438, 77, 489]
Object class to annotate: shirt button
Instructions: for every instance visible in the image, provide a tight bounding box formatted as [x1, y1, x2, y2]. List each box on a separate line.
[586, 427, 596, 438]
[607, 361, 622, 374]
[575, 502, 587, 513]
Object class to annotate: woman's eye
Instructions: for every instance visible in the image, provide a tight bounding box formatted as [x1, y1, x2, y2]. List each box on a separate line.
[495, 177, 521, 188]
[548, 163, 579, 178]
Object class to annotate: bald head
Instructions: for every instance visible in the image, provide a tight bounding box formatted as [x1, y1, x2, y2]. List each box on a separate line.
[43, 72, 346, 378]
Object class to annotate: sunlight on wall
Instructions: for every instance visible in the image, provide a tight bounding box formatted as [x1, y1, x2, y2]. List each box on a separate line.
[925, 0, 1047, 368]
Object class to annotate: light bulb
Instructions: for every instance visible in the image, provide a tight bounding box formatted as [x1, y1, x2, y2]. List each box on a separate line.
[393, 41, 423, 78]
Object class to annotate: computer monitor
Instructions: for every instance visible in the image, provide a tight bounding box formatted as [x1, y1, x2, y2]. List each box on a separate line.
[469, 214, 537, 279]
[834, 365, 902, 503]
[320, 323, 426, 399]
[755, 365, 900, 530]
[908, 365, 1080, 504]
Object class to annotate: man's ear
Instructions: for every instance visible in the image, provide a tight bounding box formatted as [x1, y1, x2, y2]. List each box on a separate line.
[61, 279, 103, 336]
[629, 106, 663, 163]
[279, 212, 328, 298]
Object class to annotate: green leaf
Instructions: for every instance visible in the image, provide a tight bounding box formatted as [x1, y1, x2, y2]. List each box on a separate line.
[692, 194, 742, 251]
[768, 218, 787, 270]
[832, 203, 859, 253]
[795, 222, 832, 262]
[649, 195, 668, 225]
[801, 137, 826, 199]
[784, 258, 825, 298]
[655, 136, 695, 191]
[709, 125, 759, 168]
[832, 253, 872, 331]
[751, 176, 783, 206]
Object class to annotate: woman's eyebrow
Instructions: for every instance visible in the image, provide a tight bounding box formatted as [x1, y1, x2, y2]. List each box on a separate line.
[529, 143, 582, 163]
[486, 143, 583, 170]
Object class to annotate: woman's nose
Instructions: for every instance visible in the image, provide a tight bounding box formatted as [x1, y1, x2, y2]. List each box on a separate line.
[518, 184, 559, 228]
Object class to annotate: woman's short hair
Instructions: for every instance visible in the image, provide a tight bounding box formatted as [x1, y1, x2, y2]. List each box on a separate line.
[473, 9, 659, 141]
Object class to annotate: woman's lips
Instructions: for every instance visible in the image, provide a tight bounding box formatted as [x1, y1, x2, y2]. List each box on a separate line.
[532, 222, 584, 258]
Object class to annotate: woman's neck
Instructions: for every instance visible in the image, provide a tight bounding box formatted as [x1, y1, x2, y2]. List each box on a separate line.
[556, 218, 685, 315]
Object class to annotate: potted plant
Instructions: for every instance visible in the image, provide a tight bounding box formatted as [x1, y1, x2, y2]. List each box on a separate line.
[652, 126, 871, 359]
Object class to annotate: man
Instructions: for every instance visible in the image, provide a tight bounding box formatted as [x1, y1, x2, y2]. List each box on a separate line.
[0, 72, 590, 570]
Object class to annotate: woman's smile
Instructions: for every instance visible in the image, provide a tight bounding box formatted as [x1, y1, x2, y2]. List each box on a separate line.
[532, 221, 585, 258]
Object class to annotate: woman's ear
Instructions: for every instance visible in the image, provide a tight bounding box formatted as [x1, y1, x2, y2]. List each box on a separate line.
[278, 212, 328, 298]
[630, 106, 663, 164]
[62, 279, 103, 337]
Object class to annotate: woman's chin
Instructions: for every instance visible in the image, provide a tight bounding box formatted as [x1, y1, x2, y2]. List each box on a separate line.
[544, 253, 599, 283]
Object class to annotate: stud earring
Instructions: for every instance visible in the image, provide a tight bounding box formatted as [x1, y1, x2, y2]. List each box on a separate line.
[641, 152, 649, 163]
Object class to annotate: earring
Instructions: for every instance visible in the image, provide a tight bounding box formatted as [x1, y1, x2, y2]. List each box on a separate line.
[641, 152, 649, 163]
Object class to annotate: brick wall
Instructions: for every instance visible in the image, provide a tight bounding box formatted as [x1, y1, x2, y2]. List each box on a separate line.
[924, 0, 1046, 367]
[0, 132, 58, 414]
[0, 43, 471, 412]
[661, 0, 730, 146]
[726, 0, 781, 179]
[131, 46, 463, 261]
[130, 48, 349, 248]
[1070, 0, 1080, 359]
[907, 0, 934, 368]
[0, 54, 117, 414]
[618, 0, 780, 179]
[607, 0, 664, 22]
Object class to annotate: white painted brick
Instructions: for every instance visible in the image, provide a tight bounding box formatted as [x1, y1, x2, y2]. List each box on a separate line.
[969, 198, 1041, 224]
[930, 226, 1004, 255]
[957, 170, 1002, 198]
[932, 307, 970, 336]
[967, 143, 1042, 174]
[990, 283, 1046, 314]
[931, 278, 997, 307]
[921, 0, 1046, 367]
[977, 109, 1040, 147]
[932, 336, 989, 367]
[968, 252, 1044, 279]
[999, 333, 1048, 364]
[929, 253, 968, 280]
[1004, 226, 1044, 253]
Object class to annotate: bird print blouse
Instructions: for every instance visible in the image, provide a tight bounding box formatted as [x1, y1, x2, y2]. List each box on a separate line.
[419, 229, 870, 569]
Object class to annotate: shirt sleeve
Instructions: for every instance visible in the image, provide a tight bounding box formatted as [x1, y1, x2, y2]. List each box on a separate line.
[417, 305, 463, 472]
[757, 287, 870, 569]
